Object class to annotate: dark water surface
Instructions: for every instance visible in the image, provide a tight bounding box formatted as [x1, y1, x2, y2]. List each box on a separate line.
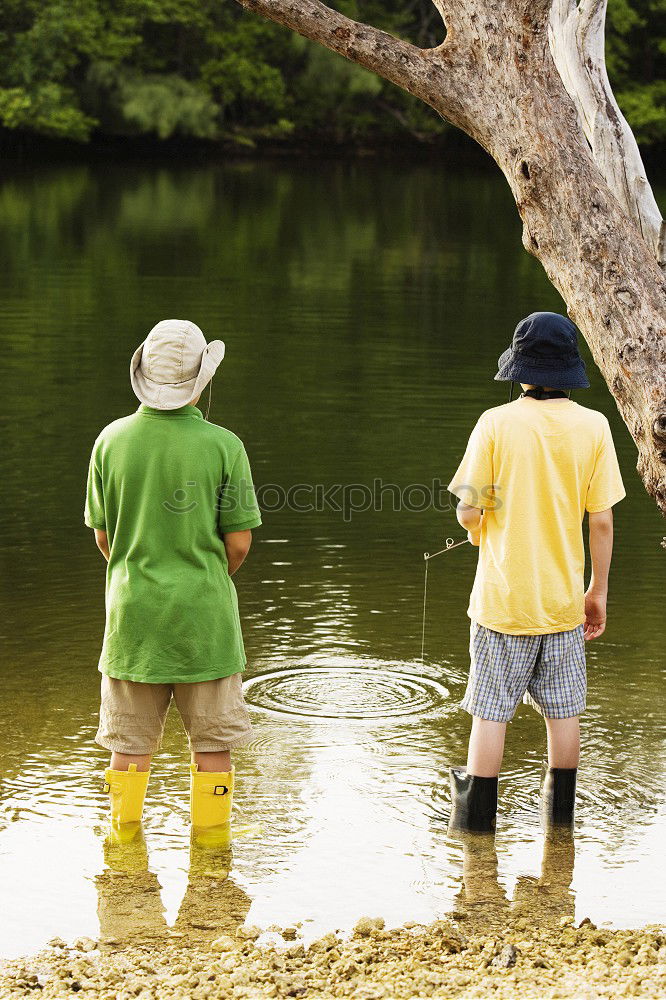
[0, 159, 664, 957]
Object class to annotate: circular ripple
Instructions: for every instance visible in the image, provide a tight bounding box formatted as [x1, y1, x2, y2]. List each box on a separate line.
[243, 666, 449, 721]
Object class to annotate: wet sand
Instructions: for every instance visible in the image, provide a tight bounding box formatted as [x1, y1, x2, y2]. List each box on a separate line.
[2, 914, 664, 999]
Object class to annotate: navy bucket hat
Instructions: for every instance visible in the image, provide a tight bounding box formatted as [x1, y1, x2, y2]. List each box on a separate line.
[495, 312, 590, 390]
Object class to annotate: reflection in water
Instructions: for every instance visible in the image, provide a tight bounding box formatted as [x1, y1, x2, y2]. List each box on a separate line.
[457, 831, 575, 930]
[97, 829, 167, 945]
[0, 159, 664, 956]
[97, 828, 250, 947]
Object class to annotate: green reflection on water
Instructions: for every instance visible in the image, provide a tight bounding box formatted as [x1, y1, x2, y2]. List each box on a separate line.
[0, 159, 664, 955]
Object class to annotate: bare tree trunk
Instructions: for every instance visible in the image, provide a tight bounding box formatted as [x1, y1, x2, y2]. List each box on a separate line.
[235, 0, 666, 514]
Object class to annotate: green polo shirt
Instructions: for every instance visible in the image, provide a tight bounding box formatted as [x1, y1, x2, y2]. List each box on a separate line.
[84, 404, 262, 684]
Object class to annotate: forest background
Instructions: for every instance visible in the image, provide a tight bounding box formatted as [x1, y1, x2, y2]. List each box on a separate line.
[1, 0, 664, 153]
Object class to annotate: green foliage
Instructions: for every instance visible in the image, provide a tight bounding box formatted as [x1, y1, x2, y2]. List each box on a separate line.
[607, 0, 666, 144]
[0, 0, 662, 147]
[0, 83, 96, 140]
[116, 73, 220, 139]
[615, 81, 666, 143]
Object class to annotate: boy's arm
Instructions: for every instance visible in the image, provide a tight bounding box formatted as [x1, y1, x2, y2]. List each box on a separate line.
[94, 528, 110, 562]
[456, 502, 483, 547]
[448, 414, 493, 547]
[584, 508, 613, 640]
[223, 529, 253, 575]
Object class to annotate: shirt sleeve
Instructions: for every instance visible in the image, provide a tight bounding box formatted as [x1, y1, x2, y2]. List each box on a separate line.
[447, 416, 497, 511]
[585, 418, 626, 513]
[217, 444, 263, 533]
[84, 440, 106, 530]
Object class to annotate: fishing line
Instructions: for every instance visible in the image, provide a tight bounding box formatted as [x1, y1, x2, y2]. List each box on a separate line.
[421, 537, 471, 663]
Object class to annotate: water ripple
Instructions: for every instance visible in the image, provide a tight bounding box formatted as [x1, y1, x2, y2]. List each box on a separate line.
[244, 663, 450, 722]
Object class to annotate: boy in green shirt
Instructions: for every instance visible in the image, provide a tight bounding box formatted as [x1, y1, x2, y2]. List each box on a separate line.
[447, 313, 625, 833]
[85, 319, 262, 838]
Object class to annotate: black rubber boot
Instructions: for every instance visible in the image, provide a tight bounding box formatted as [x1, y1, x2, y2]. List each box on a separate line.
[448, 767, 498, 834]
[540, 766, 577, 828]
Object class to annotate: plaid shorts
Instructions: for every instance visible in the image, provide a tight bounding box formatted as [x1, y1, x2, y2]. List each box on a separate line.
[461, 620, 586, 722]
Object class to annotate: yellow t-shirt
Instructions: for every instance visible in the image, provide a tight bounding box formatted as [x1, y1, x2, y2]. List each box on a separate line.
[447, 398, 626, 635]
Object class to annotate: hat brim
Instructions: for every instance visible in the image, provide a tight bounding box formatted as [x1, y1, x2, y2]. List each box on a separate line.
[130, 339, 226, 409]
[494, 347, 590, 389]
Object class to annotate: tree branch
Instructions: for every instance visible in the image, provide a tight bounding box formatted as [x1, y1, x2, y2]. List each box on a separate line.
[236, 0, 431, 96]
[233, 0, 476, 129]
[548, 0, 665, 268]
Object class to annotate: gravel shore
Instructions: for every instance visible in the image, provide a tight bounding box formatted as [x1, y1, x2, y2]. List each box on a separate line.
[2, 914, 664, 999]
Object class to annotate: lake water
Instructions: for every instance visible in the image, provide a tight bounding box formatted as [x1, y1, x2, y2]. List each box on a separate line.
[0, 157, 664, 958]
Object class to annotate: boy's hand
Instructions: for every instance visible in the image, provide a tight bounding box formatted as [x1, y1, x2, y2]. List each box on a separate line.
[467, 526, 482, 547]
[457, 501, 483, 547]
[584, 588, 607, 640]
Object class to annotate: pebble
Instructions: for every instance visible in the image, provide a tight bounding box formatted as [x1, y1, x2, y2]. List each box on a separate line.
[72, 937, 97, 953]
[211, 935, 237, 953]
[354, 917, 385, 937]
[236, 925, 261, 940]
[1, 917, 663, 999]
[492, 943, 518, 968]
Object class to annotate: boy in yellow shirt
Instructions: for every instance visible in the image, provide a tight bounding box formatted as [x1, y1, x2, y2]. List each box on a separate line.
[447, 312, 625, 833]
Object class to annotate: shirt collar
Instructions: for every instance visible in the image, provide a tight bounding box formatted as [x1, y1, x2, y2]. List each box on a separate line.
[138, 404, 204, 419]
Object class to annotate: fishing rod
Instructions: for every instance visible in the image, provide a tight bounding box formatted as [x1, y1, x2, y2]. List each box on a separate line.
[424, 537, 470, 561]
[421, 536, 471, 663]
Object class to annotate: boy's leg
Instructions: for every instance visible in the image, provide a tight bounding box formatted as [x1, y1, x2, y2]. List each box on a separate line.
[192, 750, 231, 773]
[525, 628, 585, 826]
[544, 716, 580, 769]
[96, 678, 171, 827]
[466, 717, 507, 777]
[175, 675, 253, 832]
[110, 752, 151, 771]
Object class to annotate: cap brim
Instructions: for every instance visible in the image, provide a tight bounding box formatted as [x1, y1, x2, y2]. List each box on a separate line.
[494, 349, 590, 389]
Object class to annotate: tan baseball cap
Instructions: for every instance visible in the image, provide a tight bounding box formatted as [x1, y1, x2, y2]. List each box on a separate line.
[130, 319, 225, 410]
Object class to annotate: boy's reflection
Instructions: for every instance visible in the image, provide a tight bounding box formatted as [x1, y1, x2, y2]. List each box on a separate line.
[96, 827, 251, 946]
[456, 830, 576, 927]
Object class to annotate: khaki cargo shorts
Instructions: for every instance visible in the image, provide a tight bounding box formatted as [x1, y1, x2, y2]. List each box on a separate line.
[95, 672, 254, 755]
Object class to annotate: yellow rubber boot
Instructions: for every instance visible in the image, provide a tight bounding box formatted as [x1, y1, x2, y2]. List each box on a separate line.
[190, 764, 234, 843]
[104, 763, 150, 841]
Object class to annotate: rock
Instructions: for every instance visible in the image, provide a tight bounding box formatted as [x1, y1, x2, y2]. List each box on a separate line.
[47, 937, 67, 949]
[236, 924, 261, 940]
[354, 917, 384, 937]
[491, 944, 517, 969]
[72, 937, 97, 953]
[309, 933, 338, 952]
[211, 935, 237, 952]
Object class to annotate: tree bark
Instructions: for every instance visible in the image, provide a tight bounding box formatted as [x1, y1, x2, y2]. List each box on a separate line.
[548, 0, 665, 267]
[234, 0, 666, 515]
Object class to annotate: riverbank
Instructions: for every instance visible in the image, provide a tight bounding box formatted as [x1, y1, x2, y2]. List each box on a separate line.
[2, 914, 664, 999]
[0, 125, 497, 170]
